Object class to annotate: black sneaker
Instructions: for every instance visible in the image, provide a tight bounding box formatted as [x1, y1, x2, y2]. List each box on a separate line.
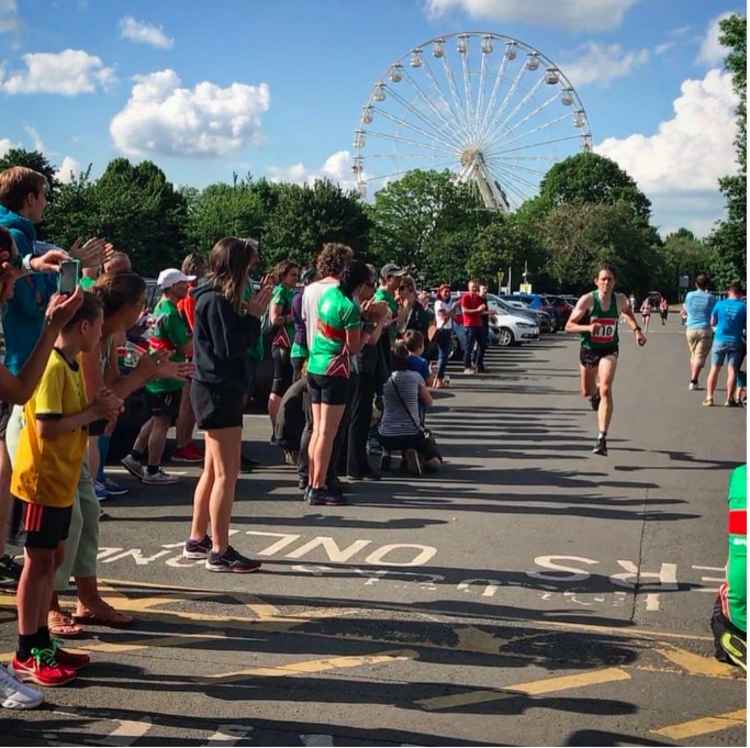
[307, 488, 327, 506]
[0, 554, 22, 585]
[206, 546, 261, 573]
[298, 477, 308, 491]
[592, 437, 608, 456]
[590, 391, 601, 411]
[183, 535, 212, 560]
[324, 488, 348, 506]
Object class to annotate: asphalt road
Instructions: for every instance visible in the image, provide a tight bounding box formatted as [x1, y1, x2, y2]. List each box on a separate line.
[2, 315, 746, 746]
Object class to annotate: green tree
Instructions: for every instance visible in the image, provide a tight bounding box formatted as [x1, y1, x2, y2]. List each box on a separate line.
[707, 13, 746, 287]
[537, 151, 652, 224]
[466, 214, 546, 290]
[45, 158, 188, 276]
[540, 200, 657, 294]
[369, 169, 488, 284]
[184, 177, 265, 254]
[262, 179, 370, 269]
[654, 228, 713, 299]
[0, 148, 59, 197]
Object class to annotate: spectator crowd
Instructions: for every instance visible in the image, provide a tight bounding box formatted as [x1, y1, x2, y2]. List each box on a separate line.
[0, 164, 744, 711]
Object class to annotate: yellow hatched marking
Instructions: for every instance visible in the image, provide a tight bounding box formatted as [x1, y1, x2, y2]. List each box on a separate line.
[651, 709, 746, 740]
[417, 667, 630, 711]
[657, 646, 739, 678]
[208, 649, 417, 683]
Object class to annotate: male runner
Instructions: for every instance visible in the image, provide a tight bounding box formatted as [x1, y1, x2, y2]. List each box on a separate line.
[565, 265, 647, 456]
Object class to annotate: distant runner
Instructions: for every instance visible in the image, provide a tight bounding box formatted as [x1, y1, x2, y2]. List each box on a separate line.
[566, 265, 647, 456]
[640, 298, 653, 333]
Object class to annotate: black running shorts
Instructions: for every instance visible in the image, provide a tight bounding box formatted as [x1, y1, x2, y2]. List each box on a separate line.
[191, 380, 244, 430]
[271, 346, 293, 396]
[580, 346, 619, 368]
[23, 503, 72, 550]
[307, 373, 350, 406]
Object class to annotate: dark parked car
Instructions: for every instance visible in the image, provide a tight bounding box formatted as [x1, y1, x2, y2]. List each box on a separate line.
[543, 295, 574, 327]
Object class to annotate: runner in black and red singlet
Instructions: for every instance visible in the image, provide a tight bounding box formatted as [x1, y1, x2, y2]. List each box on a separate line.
[565, 264, 647, 456]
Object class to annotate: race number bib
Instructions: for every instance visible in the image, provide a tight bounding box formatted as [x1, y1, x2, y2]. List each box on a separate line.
[591, 317, 617, 343]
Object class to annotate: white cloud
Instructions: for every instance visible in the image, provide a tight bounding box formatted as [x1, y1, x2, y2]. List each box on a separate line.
[562, 43, 649, 87]
[425, 0, 638, 32]
[0, 137, 14, 156]
[24, 124, 44, 152]
[268, 150, 361, 191]
[56, 155, 81, 184]
[596, 68, 738, 238]
[0, 49, 115, 95]
[654, 41, 675, 56]
[0, 0, 19, 35]
[119, 16, 174, 49]
[697, 12, 734, 65]
[110, 69, 270, 158]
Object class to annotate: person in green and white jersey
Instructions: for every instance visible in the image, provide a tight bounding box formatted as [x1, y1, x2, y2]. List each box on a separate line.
[306, 261, 388, 506]
[566, 264, 647, 456]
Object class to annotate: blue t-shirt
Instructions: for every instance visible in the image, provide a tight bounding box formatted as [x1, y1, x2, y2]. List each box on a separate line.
[407, 355, 430, 382]
[684, 290, 716, 329]
[712, 298, 747, 345]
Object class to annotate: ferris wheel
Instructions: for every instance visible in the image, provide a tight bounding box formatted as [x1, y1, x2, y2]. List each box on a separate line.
[352, 32, 592, 212]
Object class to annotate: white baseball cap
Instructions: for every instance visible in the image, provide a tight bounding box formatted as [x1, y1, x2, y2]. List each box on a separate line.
[157, 268, 196, 289]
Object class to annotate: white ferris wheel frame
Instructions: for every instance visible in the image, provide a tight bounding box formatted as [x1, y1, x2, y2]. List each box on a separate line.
[352, 31, 593, 212]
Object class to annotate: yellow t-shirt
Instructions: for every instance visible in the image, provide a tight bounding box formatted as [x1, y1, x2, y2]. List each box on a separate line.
[11, 349, 88, 508]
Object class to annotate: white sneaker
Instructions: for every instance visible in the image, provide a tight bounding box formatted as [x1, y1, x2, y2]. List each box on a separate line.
[463, 368, 473, 375]
[689, 382, 697, 391]
[0, 665, 42, 709]
[142, 468, 180, 485]
[121, 454, 144, 480]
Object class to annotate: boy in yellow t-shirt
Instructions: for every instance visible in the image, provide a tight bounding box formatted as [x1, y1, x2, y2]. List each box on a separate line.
[9, 293, 121, 688]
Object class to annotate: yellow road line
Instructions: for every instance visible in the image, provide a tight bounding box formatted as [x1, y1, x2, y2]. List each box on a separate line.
[208, 649, 417, 683]
[657, 645, 739, 678]
[416, 667, 630, 711]
[651, 709, 746, 740]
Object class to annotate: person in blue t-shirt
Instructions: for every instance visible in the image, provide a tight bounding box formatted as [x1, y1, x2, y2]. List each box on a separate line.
[681, 273, 716, 390]
[704, 282, 747, 407]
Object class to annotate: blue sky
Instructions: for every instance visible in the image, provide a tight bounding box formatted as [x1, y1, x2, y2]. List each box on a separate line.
[0, 0, 742, 237]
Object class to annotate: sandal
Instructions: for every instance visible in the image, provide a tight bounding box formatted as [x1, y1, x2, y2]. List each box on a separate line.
[73, 603, 134, 628]
[48, 610, 83, 638]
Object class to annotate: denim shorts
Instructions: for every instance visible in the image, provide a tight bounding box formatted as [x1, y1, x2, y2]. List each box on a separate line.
[711, 343, 745, 369]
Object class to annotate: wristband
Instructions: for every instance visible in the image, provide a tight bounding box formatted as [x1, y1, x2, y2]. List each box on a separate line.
[22, 254, 33, 272]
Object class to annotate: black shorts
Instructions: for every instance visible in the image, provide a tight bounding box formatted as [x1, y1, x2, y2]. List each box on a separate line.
[22, 502, 72, 550]
[0, 401, 11, 441]
[580, 346, 619, 368]
[308, 373, 350, 406]
[192, 380, 244, 430]
[146, 389, 182, 422]
[271, 346, 293, 396]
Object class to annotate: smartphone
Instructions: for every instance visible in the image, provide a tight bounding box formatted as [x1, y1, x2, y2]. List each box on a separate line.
[58, 259, 80, 294]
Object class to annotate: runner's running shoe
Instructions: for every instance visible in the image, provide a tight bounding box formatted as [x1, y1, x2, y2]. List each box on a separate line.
[10, 649, 76, 687]
[0, 665, 43, 709]
[103, 478, 128, 496]
[206, 546, 261, 573]
[0, 554, 22, 585]
[307, 488, 327, 506]
[592, 437, 608, 456]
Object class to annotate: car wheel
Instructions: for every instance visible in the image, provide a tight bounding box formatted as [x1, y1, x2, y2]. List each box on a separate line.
[498, 327, 514, 347]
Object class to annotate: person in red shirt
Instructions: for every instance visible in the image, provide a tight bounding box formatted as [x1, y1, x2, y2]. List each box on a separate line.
[461, 280, 486, 374]
[174, 253, 207, 463]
